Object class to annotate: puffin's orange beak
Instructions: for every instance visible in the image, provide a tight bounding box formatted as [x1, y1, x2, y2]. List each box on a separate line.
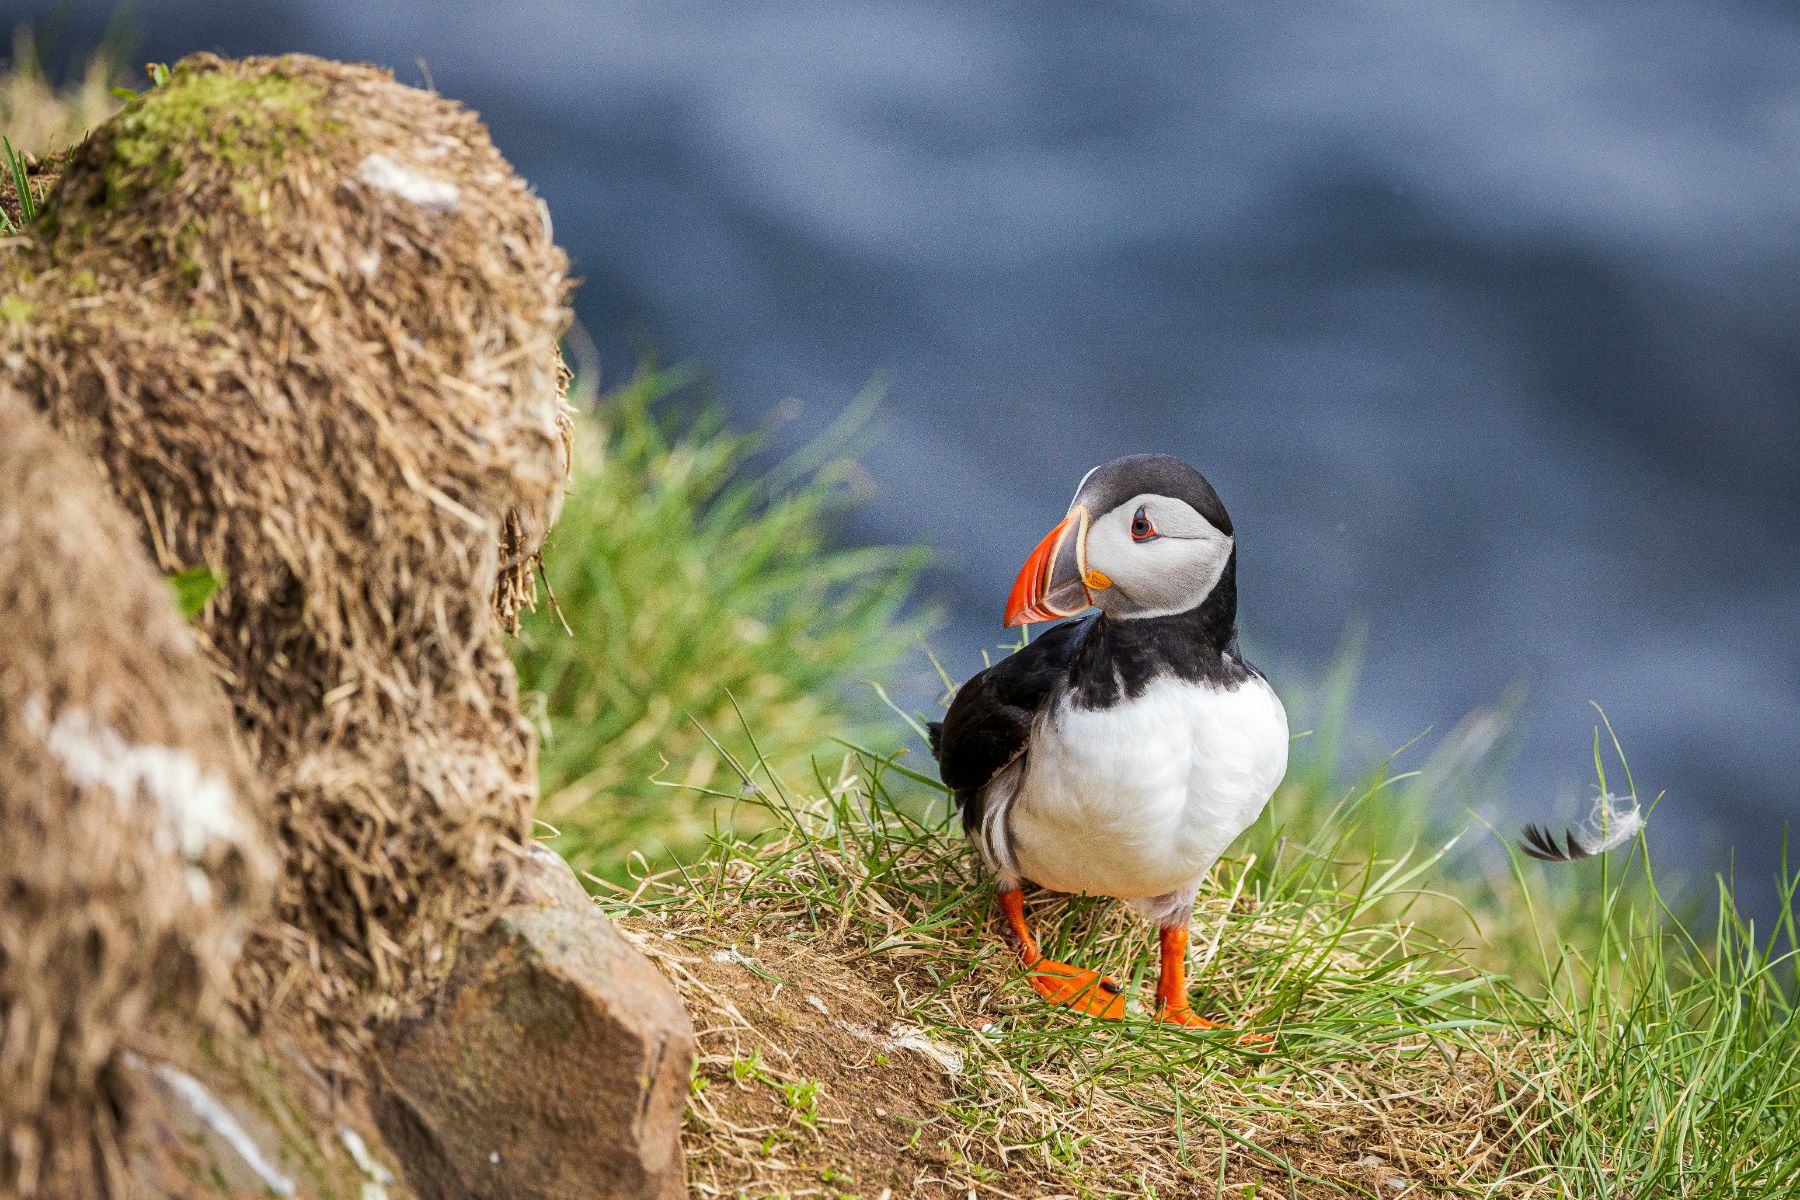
[1003, 506, 1095, 627]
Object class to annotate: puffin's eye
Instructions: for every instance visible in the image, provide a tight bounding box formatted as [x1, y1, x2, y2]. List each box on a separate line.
[1129, 505, 1158, 542]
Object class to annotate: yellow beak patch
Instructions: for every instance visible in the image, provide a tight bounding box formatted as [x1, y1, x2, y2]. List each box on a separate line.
[1084, 569, 1112, 590]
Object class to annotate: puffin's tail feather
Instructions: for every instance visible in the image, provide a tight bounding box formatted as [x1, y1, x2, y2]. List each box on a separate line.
[1520, 823, 1591, 862]
[925, 720, 944, 759]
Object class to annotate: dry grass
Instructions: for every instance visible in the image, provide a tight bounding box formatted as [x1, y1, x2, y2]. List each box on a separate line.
[588, 686, 1799, 1200]
[0, 28, 122, 158]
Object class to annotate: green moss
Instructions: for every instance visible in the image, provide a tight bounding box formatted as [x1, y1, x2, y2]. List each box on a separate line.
[102, 63, 330, 206]
[0, 294, 37, 324]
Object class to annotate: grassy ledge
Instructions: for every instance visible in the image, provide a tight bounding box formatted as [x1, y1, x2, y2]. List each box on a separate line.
[584, 712, 1798, 1198]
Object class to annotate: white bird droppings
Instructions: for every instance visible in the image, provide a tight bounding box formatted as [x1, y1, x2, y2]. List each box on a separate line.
[711, 947, 757, 969]
[24, 697, 244, 867]
[140, 1058, 295, 1197]
[339, 1127, 394, 1187]
[355, 152, 460, 211]
[837, 1019, 966, 1073]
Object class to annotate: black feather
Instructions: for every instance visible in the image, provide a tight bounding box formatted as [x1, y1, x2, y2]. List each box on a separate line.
[933, 619, 1088, 834]
[926, 720, 944, 758]
[1519, 822, 1592, 863]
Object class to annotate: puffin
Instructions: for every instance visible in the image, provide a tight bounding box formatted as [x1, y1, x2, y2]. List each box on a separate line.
[929, 454, 1289, 1029]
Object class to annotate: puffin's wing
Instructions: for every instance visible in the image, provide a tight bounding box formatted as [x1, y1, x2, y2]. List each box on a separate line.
[930, 619, 1088, 828]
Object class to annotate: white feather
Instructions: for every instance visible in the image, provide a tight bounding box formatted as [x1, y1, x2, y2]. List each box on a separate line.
[1572, 792, 1645, 856]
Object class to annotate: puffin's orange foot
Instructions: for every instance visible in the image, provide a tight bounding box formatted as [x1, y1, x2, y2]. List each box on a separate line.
[1157, 1003, 1274, 1048]
[1156, 1003, 1226, 1029]
[1027, 960, 1127, 1019]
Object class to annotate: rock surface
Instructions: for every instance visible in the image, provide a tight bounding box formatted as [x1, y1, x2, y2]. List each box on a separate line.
[370, 849, 695, 1200]
[124, 1022, 407, 1200]
[0, 388, 276, 1198]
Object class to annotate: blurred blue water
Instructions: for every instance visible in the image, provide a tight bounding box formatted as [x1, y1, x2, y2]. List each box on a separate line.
[17, 0, 1798, 915]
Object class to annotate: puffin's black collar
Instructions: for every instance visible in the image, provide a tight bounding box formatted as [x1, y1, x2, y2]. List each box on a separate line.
[1065, 548, 1251, 708]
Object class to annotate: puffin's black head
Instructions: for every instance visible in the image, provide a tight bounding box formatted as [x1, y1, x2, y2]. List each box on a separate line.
[1004, 453, 1236, 626]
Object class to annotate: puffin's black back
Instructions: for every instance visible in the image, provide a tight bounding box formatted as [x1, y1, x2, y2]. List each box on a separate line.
[928, 618, 1089, 834]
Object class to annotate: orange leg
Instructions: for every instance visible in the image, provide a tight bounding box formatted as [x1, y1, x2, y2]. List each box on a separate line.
[1155, 925, 1272, 1046]
[998, 889, 1125, 1020]
[1154, 926, 1224, 1027]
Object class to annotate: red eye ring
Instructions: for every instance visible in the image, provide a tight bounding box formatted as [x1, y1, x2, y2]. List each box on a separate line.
[1130, 505, 1158, 542]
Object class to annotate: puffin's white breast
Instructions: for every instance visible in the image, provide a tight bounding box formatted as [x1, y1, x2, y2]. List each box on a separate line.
[1008, 673, 1288, 900]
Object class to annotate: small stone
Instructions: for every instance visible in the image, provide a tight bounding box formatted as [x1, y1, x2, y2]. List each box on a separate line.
[372, 849, 695, 1200]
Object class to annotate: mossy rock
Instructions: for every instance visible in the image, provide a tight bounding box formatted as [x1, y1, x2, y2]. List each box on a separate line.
[102, 63, 332, 205]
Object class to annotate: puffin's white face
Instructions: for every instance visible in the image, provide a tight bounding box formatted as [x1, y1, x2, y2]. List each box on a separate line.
[1003, 455, 1236, 626]
[1081, 492, 1234, 620]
